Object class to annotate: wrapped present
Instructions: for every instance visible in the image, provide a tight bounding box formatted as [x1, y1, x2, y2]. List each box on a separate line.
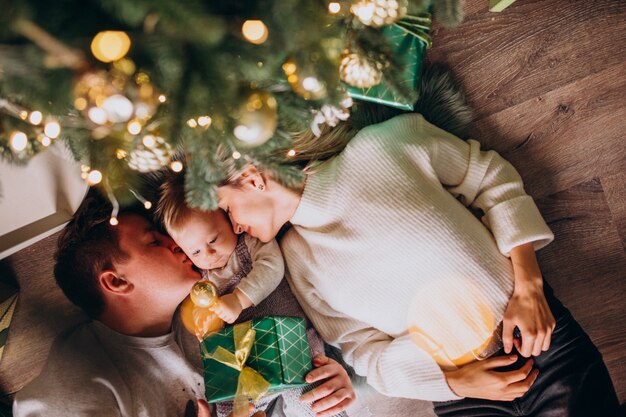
[201, 316, 313, 414]
[0, 282, 18, 364]
[345, 14, 432, 111]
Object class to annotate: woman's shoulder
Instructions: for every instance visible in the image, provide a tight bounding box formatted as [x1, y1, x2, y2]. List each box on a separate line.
[349, 113, 430, 149]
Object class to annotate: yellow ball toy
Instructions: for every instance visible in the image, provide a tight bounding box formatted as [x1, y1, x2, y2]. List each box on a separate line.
[190, 280, 219, 308]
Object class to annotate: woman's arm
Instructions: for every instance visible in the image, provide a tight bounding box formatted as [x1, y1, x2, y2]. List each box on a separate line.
[504, 242, 556, 357]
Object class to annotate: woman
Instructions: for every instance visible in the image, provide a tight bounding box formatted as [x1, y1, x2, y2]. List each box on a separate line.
[216, 112, 619, 416]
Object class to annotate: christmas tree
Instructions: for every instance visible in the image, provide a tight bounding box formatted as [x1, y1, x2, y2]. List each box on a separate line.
[0, 0, 461, 214]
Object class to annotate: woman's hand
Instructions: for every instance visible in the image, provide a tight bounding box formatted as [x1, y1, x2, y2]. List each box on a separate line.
[505, 243, 556, 357]
[444, 355, 539, 401]
[300, 355, 355, 417]
[502, 282, 555, 357]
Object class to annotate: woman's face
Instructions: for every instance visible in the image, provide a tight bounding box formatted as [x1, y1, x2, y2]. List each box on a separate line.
[217, 182, 279, 243]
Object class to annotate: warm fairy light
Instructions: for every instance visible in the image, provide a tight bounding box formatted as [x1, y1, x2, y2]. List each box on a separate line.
[282, 61, 297, 75]
[10, 131, 28, 152]
[158, 94, 167, 103]
[142, 135, 156, 148]
[232, 151, 242, 160]
[74, 97, 88, 111]
[109, 217, 119, 226]
[187, 118, 198, 128]
[127, 119, 142, 135]
[81, 164, 90, 172]
[19, 111, 28, 120]
[144, 201, 152, 209]
[287, 149, 296, 157]
[328, 2, 341, 13]
[197, 116, 212, 127]
[116, 149, 127, 159]
[242, 20, 269, 45]
[170, 160, 184, 172]
[91, 31, 131, 63]
[87, 169, 103, 185]
[40, 136, 52, 147]
[28, 111, 43, 125]
[44, 121, 61, 139]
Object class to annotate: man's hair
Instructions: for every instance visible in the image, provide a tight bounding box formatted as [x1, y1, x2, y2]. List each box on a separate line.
[54, 190, 129, 318]
[156, 170, 194, 235]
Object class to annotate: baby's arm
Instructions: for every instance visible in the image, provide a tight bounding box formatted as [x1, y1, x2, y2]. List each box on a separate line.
[211, 290, 252, 324]
[212, 237, 284, 323]
[234, 236, 285, 307]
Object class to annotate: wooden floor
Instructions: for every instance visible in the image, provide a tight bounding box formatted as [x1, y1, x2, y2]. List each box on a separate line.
[427, 0, 626, 403]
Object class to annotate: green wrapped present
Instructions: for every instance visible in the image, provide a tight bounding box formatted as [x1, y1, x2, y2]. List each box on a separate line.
[0, 282, 18, 364]
[345, 14, 432, 111]
[201, 316, 313, 412]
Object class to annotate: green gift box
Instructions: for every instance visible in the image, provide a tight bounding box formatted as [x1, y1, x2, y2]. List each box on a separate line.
[201, 316, 313, 403]
[0, 282, 18, 364]
[345, 16, 432, 111]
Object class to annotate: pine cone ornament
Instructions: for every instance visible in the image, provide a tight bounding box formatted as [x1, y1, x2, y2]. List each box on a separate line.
[350, 0, 408, 28]
[339, 52, 385, 88]
[128, 135, 172, 172]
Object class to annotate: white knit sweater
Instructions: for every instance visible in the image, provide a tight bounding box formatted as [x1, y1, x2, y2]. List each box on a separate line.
[281, 114, 554, 401]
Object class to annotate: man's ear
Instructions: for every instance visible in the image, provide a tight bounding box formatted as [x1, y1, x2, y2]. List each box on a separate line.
[99, 270, 133, 295]
[239, 164, 266, 190]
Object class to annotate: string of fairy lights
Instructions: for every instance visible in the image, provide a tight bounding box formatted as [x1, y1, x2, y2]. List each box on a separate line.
[1, 0, 430, 225]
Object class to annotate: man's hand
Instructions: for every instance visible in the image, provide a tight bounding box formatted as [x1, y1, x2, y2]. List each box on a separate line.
[197, 399, 266, 417]
[505, 243, 556, 357]
[300, 355, 355, 417]
[444, 355, 539, 401]
[211, 293, 243, 324]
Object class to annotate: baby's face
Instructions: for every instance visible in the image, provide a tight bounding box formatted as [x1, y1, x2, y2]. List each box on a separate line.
[171, 209, 238, 270]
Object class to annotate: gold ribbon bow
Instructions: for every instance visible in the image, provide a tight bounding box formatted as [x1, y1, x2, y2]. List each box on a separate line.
[202, 321, 271, 416]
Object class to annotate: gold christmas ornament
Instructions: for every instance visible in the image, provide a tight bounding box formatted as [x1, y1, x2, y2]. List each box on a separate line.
[74, 67, 162, 130]
[339, 51, 384, 88]
[233, 89, 277, 147]
[190, 281, 219, 308]
[180, 296, 224, 341]
[350, 0, 408, 27]
[128, 135, 172, 172]
[91, 31, 131, 63]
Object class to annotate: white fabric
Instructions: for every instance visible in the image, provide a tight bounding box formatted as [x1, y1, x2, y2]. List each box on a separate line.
[13, 320, 205, 417]
[281, 113, 554, 401]
[205, 234, 284, 306]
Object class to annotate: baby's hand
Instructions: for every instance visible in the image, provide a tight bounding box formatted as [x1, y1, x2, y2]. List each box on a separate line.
[211, 293, 243, 324]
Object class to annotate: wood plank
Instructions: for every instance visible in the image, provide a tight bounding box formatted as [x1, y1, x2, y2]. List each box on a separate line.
[427, 0, 626, 119]
[470, 61, 626, 198]
[535, 179, 626, 402]
[601, 172, 626, 253]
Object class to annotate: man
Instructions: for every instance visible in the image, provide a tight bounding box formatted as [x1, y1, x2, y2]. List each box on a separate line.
[13, 194, 354, 417]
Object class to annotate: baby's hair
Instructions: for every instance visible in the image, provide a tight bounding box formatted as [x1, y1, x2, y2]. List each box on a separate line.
[155, 170, 193, 234]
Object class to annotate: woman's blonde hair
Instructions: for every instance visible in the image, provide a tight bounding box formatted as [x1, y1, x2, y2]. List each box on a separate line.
[281, 121, 359, 173]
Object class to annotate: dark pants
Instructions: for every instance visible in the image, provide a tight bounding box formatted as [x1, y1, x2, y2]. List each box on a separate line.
[433, 283, 620, 417]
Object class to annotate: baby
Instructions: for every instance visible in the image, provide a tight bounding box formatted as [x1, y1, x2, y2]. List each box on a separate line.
[156, 171, 283, 326]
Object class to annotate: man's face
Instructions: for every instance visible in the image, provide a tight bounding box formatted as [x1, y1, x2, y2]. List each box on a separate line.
[170, 209, 238, 270]
[114, 214, 200, 309]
